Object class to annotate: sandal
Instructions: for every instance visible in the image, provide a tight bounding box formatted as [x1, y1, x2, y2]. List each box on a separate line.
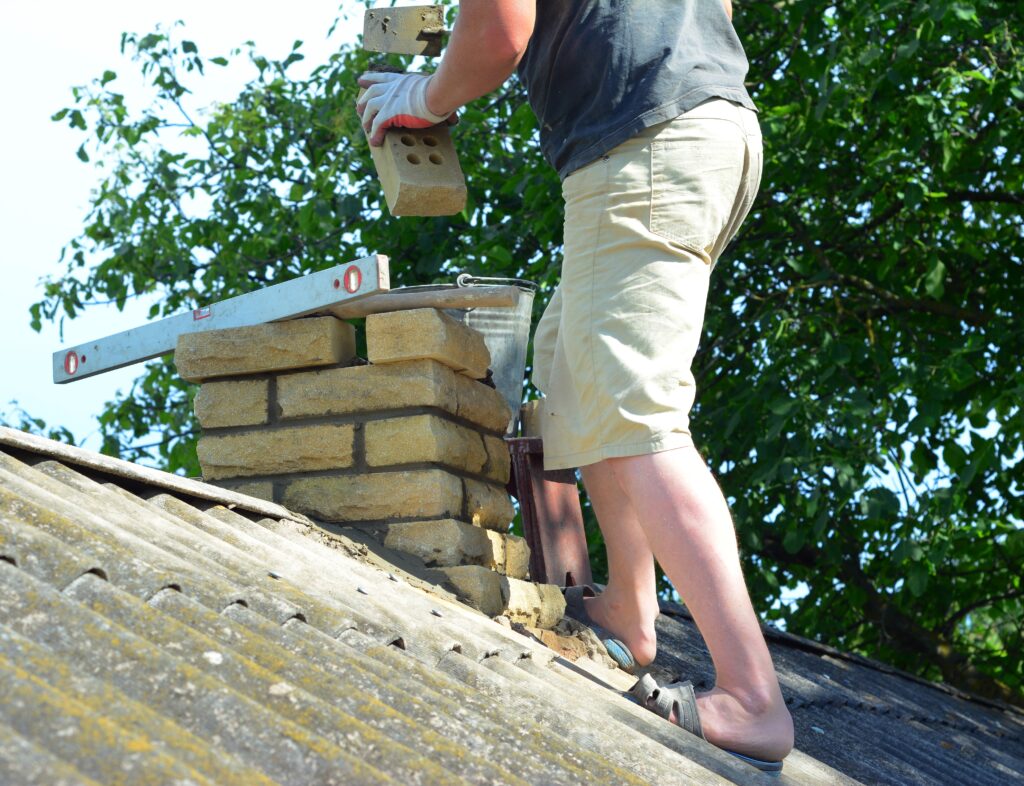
[629, 674, 784, 776]
[562, 584, 638, 674]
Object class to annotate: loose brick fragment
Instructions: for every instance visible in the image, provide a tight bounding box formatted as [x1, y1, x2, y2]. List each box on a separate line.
[439, 566, 565, 628]
[197, 424, 354, 480]
[193, 379, 269, 429]
[367, 309, 489, 380]
[175, 317, 355, 382]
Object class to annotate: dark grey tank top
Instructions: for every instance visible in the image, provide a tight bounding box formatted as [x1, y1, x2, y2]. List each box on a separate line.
[517, 0, 756, 178]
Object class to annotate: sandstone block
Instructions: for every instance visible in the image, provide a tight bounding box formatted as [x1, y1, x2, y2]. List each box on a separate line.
[282, 469, 462, 523]
[521, 399, 542, 438]
[366, 126, 467, 217]
[503, 576, 565, 630]
[362, 5, 445, 57]
[503, 534, 531, 580]
[366, 415, 501, 479]
[454, 373, 512, 434]
[211, 480, 275, 503]
[193, 379, 269, 428]
[367, 309, 489, 380]
[440, 565, 504, 617]
[482, 433, 511, 484]
[439, 566, 565, 628]
[276, 358, 510, 433]
[176, 317, 356, 382]
[463, 478, 515, 531]
[382, 519, 529, 578]
[197, 424, 354, 480]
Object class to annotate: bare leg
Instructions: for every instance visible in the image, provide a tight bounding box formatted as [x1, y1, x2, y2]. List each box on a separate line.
[579, 462, 660, 666]
[597, 446, 794, 761]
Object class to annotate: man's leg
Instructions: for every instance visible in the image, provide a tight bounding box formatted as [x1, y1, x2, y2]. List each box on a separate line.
[578, 462, 660, 666]
[603, 446, 794, 762]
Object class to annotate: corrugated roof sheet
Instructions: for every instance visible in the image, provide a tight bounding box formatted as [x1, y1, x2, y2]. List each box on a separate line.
[1, 426, 1021, 785]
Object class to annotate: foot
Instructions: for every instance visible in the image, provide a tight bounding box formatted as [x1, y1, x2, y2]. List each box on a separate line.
[583, 589, 659, 668]
[693, 685, 794, 763]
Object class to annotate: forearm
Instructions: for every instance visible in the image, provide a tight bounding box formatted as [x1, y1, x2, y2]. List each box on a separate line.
[425, 0, 536, 116]
[723, 0, 733, 20]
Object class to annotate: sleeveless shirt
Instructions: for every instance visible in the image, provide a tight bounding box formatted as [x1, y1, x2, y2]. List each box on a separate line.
[516, 0, 756, 178]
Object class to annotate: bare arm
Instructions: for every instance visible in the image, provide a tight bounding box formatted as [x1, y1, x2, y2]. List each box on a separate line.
[723, 0, 733, 20]
[424, 0, 537, 116]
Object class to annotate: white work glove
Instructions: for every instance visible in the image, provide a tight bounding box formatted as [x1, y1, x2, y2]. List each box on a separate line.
[356, 71, 455, 146]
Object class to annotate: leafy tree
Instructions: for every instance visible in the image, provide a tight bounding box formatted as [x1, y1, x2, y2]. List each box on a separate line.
[36, 1, 1022, 703]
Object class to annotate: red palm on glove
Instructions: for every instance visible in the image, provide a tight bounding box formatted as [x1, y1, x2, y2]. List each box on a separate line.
[356, 72, 456, 146]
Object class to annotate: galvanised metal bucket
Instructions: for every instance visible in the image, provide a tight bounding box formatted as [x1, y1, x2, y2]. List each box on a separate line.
[449, 275, 538, 435]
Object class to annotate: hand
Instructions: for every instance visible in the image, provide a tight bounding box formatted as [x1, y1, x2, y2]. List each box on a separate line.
[356, 72, 456, 146]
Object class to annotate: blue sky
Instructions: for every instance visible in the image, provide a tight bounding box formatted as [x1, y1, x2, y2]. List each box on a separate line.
[0, 2, 371, 449]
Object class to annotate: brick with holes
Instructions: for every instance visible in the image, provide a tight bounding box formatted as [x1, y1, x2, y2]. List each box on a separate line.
[361, 110, 467, 216]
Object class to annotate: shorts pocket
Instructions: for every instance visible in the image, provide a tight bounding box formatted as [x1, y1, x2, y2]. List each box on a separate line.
[648, 123, 746, 258]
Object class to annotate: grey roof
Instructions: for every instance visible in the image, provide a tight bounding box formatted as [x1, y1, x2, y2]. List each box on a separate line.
[1, 425, 1021, 785]
[651, 606, 1024, 785]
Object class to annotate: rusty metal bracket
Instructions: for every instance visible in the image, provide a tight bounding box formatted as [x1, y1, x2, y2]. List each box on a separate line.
[506, 437, 593, 588]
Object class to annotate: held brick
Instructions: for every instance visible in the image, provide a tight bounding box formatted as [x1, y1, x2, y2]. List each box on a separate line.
[463, 478, 515, 531]
[277, 359, 510, 433]
[366, 309, 490, 380]
[281, 470, 463, 523]
[439, 566, 565, 628]
[382, 519, 529, 578]
[193, 379, 269, 429]
[366, 415, 499, 480]
[197, 424, 354, 480]
[365, 125, 467, 217]
[175, 317, 356, 382]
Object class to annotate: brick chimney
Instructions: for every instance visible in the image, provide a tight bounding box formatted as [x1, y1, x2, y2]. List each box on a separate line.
[176, 308, 565, 629]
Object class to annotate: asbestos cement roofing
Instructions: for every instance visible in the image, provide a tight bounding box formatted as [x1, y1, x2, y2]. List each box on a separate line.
[1, 425, 1021, 785]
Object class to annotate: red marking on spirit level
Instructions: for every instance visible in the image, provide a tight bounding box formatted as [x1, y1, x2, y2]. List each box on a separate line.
[343, 266, 362, 293]
[193, 307, 212, 321]
[64, 351, 80, 376]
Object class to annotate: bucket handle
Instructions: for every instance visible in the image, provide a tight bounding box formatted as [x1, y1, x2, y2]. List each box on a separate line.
[456, 274, 539, 292]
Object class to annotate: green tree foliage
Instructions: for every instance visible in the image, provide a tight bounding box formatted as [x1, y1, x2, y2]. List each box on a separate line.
[36, 1, 1022, 703]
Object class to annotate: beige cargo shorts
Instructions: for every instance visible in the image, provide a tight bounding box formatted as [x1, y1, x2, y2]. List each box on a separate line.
[532, 98, 763, 470]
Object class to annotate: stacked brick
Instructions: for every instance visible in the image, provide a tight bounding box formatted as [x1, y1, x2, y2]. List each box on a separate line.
[177, 308, 565, 629]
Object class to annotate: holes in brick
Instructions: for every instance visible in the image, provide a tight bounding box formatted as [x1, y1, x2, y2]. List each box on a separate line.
[400, 135, 415, 147]
[406, 153, 421, 165]
[423, 136, 438, 147]
[428, 153, 443, 165]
